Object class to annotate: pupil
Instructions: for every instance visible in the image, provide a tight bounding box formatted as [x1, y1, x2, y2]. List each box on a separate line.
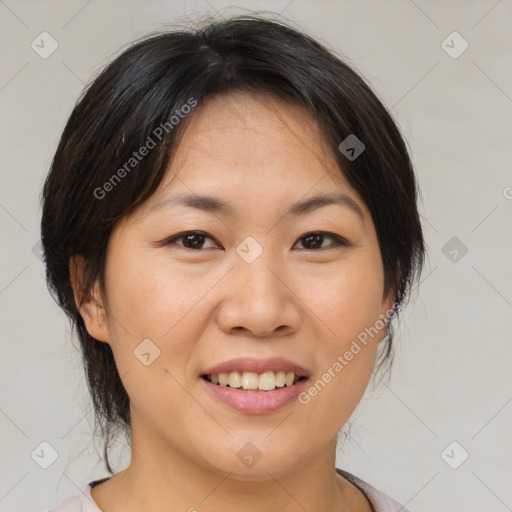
[305, 234, 322, 249]
[185, 234, 204, 248]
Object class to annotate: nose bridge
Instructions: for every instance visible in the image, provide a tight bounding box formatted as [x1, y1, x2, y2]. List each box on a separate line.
[234, 238, 284, 305]
[216, 236, 300, 337]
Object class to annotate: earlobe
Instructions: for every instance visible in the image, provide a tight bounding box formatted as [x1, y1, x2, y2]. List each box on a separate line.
[378, 291, 397, 344]
[69, 255, 110, 343]
[379, 263, 400, 342]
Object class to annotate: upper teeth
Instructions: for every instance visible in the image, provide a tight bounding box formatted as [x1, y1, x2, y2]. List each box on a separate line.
[207, 371, 301, 391]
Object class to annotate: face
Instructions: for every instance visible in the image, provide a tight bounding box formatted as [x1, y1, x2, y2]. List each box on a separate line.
[79, 92, 394, 481]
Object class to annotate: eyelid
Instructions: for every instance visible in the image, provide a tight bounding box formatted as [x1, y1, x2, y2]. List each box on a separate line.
[294, 232, 351, 250]
[154, 230, 219, 248]
[156, 230, 351, 250]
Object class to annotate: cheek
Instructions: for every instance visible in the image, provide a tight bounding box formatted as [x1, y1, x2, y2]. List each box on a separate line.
[294, 326, 377, 449]
[104, 246, 207, 337]
[307, 251, 385, 346]
[291, 253, 384, 419]
[101, 246, 218, 394]
[100, 250, 199, 420]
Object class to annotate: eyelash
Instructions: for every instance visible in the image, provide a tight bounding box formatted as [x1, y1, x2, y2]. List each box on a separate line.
[159, 230, 350, 251]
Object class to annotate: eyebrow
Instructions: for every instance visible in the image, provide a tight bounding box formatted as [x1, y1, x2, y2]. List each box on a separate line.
[151, 192, 365, 225]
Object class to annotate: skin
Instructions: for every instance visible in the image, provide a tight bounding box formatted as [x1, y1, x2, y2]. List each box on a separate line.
[73, 92, 395, 512]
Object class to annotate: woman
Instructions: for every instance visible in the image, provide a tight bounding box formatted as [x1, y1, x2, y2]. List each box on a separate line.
[41, 14, 425, 512]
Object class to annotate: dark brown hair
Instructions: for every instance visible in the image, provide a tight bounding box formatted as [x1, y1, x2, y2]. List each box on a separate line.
[41, 14, 426, 473]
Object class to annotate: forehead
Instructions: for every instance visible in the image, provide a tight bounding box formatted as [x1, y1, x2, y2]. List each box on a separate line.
[126, 92, 371, 230]
[160, 93, 353, 195]
[182, 91, 317, 136]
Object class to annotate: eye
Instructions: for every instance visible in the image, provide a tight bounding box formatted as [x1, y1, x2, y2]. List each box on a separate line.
[294, 232, 349, 250]
[162, 231, 219, 250]
[158, 230, 350, 251]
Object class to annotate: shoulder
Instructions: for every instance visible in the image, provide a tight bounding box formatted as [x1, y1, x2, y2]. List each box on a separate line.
[42, 480, 104, 512]
[336, 468, 412, 512]
[43, 472, 407, 511]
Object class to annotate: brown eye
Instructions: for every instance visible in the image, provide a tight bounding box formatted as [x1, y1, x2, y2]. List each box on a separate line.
[294, 232, 349, 250]
[163, 231, 219, 250]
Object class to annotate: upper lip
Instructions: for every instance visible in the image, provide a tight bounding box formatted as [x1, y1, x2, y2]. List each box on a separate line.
[202, 357, 310, 377]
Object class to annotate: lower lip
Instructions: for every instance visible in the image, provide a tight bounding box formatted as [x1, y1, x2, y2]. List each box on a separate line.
[200, 377, 310, 414]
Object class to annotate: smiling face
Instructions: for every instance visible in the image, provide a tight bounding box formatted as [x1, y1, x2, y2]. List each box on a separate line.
[80, 92, 395, 481]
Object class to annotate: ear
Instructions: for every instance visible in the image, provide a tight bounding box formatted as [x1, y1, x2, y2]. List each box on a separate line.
[69, 255, 110, 343]
[378, 288, 397, 344]
[380, 262, 401, 333]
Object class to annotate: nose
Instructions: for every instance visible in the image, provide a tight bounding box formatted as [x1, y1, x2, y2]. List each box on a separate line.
[215, 250, 302, 338]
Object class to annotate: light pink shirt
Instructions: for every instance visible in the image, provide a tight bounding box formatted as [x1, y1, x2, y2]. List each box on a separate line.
[44, 468, 412, 512]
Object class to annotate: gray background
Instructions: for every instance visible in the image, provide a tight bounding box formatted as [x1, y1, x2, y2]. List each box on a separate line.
[1, 1, 511, 511]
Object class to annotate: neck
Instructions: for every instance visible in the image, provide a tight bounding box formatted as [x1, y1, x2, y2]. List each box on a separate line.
[96, 431, 367, 512]
[91, 408, 372, 512]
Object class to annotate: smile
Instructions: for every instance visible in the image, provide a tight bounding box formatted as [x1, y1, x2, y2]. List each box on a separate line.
[200, 372, 310, 414]
[201, 370, 306, 391]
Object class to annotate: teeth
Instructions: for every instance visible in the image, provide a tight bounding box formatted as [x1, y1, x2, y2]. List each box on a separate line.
[206, 370, 302, 391]
[228, 371, 242, 388]
[275, 371, 286, 387]
[242, 371, 259, 390]
[258, 371, 276, 391]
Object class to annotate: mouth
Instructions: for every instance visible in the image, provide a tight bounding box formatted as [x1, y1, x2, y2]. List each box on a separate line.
[201, 371, 308, 392]
[200, 372, 310, 414]
[199, 357, 311, 413]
